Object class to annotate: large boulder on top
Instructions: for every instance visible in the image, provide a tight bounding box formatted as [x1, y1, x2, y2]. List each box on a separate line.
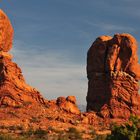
[0, 9, 45, 107]
[87, 33, 140, 119]
[0, 9, 13, 52]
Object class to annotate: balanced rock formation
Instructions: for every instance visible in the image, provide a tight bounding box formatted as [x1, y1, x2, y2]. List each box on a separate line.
[87, 33, 140, 118]
[0, 10, 45, 107]
[0, 9, 13, 52]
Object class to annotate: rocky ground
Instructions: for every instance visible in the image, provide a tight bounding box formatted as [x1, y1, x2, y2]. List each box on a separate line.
[0, 101, 111, 140]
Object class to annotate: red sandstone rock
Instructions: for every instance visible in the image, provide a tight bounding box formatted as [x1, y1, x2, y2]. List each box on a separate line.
[0, 10, 45, 107]
[87, 33, 140, 119]
[87, 36, 112, 75]
[0, 10, 13, 52]
[66, 96, 76, 104]
[56, 96, 80, 114]
[0, 52, 45, 107]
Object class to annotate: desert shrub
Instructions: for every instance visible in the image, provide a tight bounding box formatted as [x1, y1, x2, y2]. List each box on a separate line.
[0, 134, 26, 140]
[21, 128, 48, 139]
[33, 129, 48, 138]
[22, 128, 34, 137]
[95, 135, 107, 140]
[16, 125, 24, 130]
[89, 127, 96, 139]
[30, 117, 40, 123]
[8, 125, 23, 131]
[68, 127, 82, 139]
[55, 127, 83, 140]
[88, 126, 107, 140]
[106, 115, 140, 140]
[0, 134, 14, 140]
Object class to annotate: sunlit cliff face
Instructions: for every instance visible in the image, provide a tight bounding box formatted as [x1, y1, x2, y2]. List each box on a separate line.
[87, 34, 140, 118]
[0, 12, 5, 49]
[0, 9, 13, 52]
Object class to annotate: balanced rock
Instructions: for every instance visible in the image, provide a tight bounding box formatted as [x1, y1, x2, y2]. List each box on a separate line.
[0, 10, 45, 107]
[0, 10, 13, 52]
[87, 33, 140, 118]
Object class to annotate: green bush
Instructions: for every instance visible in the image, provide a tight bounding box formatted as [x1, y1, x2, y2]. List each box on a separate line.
[0, 134, 26, 140]
[0, 134, 14, 140]
[107, 115, 140, 140]
[56, 127, 83, 140]
[33, 129, 47, 138]
[22, 128, 48, 139]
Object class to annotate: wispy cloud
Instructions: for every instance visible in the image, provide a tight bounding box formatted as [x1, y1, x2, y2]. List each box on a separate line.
[85, 21, 135, 33]
[11, 40, 87, 105]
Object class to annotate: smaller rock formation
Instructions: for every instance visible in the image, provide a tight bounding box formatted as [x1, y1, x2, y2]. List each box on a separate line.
[0, 10, 45, 107]
[87, 33, 140, 119]
[56, 96, 80, 114]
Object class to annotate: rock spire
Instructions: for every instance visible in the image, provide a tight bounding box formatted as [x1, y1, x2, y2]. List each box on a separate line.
[87, 33, 140, 118]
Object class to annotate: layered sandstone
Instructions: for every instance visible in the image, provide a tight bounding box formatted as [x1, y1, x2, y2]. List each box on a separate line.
[87, 33, 140, 118]
[0, 10, 45, 107]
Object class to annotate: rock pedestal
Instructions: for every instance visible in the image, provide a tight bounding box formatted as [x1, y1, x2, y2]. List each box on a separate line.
[0, 10, 45, 107]
[87, 34, 140, 118]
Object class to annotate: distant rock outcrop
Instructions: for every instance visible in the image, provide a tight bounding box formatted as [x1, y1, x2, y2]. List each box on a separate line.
[56, 96, 80, 114]
[87, 33, 140, 118]
[0, 10, 45, 107]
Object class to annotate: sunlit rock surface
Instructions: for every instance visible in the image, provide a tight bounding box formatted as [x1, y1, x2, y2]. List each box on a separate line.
[87, 33, 140, 118]
[0, 10, 45, 107]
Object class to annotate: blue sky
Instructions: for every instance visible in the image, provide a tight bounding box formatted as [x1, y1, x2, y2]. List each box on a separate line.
[0, 0, 140, 105]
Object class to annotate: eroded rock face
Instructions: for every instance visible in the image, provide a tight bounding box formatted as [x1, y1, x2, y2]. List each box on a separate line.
[0, 10, 45, 107]
[0, 10, 13, 52]
[87, 33, 140, 118]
